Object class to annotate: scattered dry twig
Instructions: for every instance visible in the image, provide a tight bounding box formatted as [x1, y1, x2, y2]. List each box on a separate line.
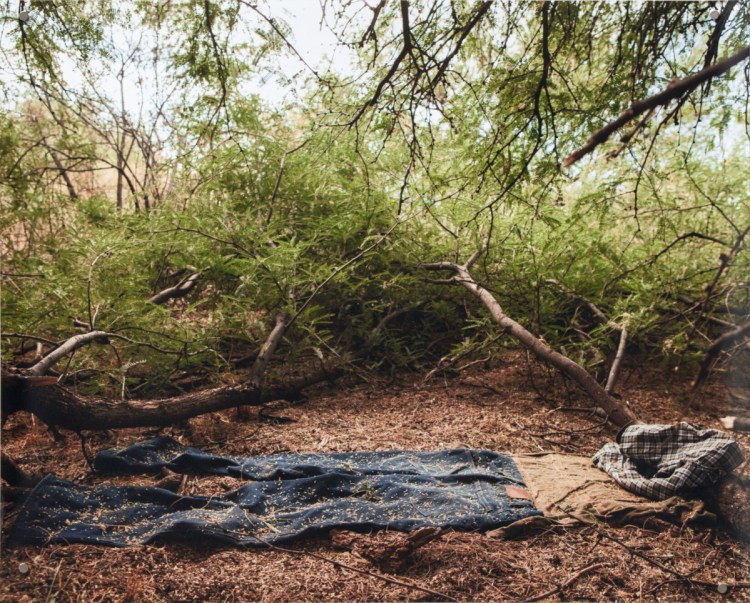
[524, 561, 607, 602]
[259, 541, 459, 602]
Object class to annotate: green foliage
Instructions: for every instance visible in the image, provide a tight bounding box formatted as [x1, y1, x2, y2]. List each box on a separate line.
[1, 1, 749, 397]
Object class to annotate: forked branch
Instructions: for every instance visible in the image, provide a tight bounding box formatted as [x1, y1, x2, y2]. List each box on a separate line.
[424, 259, 637, 427]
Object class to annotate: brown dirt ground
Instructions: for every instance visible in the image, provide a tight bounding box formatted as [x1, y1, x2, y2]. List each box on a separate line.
[1, 352, 749, 602]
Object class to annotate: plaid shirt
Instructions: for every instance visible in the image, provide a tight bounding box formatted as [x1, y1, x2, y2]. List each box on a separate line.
[593, 422, 744, 500]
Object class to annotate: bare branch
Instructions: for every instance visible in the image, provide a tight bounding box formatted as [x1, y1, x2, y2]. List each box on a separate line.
[28, 331, 111, 377]
[359, 0, 387, 48]
[564, 44, 750, 167]
[703, 1, 738, 84]
[429, 1, 493, 90]
[693, 321, 750, 390]
[424, 262, 637, 426]
[240, 0, 326, 83]
[250, 313, 289, 388]
[1, 333, 60, 347]
[605, 327, 628, 395]
[148, 273, 201, 305]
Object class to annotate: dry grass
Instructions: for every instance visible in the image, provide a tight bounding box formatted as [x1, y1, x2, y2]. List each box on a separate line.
[2, 352, 749, 602]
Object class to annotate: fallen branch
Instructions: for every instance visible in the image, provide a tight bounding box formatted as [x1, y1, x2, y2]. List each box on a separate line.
[564, 44, 750, 167]
[720, 416, 750, 432]
[557, 507, 694, 581]
[372, 301, 427, 339]
[705, 472, 750, 541]
[148, 272, 200, 305]
[3, 367, 341, 431]
[605, 327, 627, 395]
[424, 259, 637, 426]
[1, 374, 59, 423]
[258, 539, 458, 602]
[1, 450, 41, 487]
[558, 504, 749, 579]
[693, 321, 750, 389]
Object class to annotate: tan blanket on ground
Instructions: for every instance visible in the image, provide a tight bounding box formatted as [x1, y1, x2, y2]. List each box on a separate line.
[491, 454, 716, 538]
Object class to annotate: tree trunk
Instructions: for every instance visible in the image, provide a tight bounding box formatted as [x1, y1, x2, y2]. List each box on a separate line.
[424, 258, 638, 427]
[1, 451, 39, 488]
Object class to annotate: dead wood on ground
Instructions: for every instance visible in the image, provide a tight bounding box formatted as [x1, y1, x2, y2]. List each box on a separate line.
[1, 368, 340, 432]
[424, 255, 637, 427]
[148, 272, 200, 305]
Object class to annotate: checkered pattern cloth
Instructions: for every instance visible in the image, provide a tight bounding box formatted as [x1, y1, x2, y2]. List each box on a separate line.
[593, 422, 744, 500]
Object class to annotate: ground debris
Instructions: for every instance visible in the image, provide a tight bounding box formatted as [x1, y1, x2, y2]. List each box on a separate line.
[330, 527, 443, 572]
[2, 352, 749, 602]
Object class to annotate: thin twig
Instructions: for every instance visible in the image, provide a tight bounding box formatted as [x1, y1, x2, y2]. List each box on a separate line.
[555, 506, 697, 583]
[256, 540, 459, 602]
[1, 333, 60, 347]
[286, 219, 403, 330]
[77, 432, 94, 471]
[524, 562, 606, 602]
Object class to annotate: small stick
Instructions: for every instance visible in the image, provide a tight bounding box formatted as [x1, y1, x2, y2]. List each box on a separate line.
[256, 540, 458, 602]
[556, 506, 696, 583]
[77, 432, 94, 470]
[525, 562, 606, 602]
[605, 327, 627, 394]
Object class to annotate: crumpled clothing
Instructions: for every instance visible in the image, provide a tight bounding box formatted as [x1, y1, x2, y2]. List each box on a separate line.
[593, 422, 743, 500]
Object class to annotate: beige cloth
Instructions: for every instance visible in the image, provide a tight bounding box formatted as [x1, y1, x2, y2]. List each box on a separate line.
[491, 453, 715, 538]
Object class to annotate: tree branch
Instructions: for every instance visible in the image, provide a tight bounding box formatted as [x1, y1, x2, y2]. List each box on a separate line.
[564, 44, 750, 167]
[359, 0, 387, 48]
[250, 313, 289, 388]
[28, 331, 111, 377]
[429, 1, 493, 90]
[693, 321, 750, 390]
[424, 261, 637, 426]
[605, 327, 628, 395]
[148, 273, 200, 305]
